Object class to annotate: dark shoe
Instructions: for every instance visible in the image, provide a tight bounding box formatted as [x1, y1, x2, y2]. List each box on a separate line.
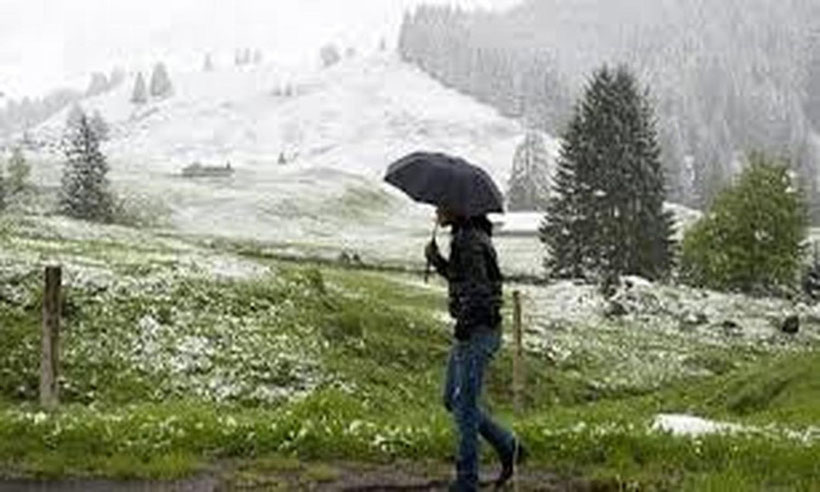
[496, 439, 529, 488]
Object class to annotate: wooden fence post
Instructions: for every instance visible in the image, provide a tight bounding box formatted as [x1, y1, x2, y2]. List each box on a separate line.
[40, 265, 61, 410]
[512, 290, 524, 416]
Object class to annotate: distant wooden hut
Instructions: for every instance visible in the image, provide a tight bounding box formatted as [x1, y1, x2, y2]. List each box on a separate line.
[181, 161, 234, 178]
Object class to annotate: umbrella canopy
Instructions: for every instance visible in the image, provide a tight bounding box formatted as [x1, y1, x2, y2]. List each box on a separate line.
[385, 152, 504, 217]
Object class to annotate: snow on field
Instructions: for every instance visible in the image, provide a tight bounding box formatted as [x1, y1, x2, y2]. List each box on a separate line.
[0, 215, 269, 283]
[652, 414, 744, 437]
[511, 275, 820, 392]
[0, 215, 326, 405]
[652, 414, 820, 442]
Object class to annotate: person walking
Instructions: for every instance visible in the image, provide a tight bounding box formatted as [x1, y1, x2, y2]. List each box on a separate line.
[385, 152, 528, 491]
[426, 206, 527, 491]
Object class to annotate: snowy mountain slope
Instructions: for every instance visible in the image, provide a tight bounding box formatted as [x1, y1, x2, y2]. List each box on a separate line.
[36, 54, 530, 183]
[30, 53, 560, 273]
[28, 53, 697, 276]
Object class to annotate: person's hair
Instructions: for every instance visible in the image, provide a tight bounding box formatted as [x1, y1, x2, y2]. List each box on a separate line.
[453, 215, 493, 236]
[470, 215, 493, 236]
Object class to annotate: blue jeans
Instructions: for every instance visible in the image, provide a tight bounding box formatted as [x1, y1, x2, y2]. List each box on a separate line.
[443, 331, 515, 490]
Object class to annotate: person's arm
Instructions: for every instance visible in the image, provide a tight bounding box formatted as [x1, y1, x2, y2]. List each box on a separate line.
[425, 240, 450, 280]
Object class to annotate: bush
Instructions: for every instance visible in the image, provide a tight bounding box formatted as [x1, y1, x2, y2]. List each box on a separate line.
[320, 44, 341, 68]
[680, 153, 807, 294]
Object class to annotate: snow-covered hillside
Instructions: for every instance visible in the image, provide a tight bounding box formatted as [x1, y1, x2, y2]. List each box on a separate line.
[36, 53, 530, 182]
[25, 54, 566, 274]
[25, 53, 697, 276]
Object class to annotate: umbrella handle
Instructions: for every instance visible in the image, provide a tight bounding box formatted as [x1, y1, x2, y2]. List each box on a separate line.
[424, 223, 439, 283]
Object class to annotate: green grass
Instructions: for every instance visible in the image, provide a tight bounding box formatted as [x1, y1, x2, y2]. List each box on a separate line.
[1, 382, 818, 488]
[678, 349, 820, 426]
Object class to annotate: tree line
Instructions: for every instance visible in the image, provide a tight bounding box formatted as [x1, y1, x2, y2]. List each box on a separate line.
[399, 6, 571, 134]
[0, 70, 125, 141]
[504, 63, 805, 296]
[398, 1, 820, 221]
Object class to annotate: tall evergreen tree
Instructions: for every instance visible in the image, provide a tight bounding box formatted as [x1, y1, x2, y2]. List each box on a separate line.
[149, 63, 174, 98]
[90, 110, 110, 141]
[540, 112, 593, 279]
[7, 147, 30, 194]
[0, 159, 6, 212]
[541, 66, 674, 281]
[507, 132, 551, 211]
[59, 110, 115, 222]
[67, 104, 85, 128]
[806, 30, 820, 129]
[86, 72, 109, 97]
[320, 44, 341, 68]
[131, 72, 148, 104]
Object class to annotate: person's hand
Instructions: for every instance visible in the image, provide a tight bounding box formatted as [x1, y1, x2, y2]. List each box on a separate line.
[425, 239, 439, 262]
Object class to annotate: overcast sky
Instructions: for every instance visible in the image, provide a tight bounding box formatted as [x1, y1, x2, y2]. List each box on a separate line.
[0, 0, 521, 100]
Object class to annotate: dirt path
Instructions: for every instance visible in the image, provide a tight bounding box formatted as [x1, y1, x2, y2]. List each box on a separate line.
[0, 474, 219, 492]
[1, 462, 605, 492]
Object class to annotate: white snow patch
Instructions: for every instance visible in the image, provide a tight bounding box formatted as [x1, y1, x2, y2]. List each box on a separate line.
[491, 212, 544, 236]
[652, 414, 745, 437]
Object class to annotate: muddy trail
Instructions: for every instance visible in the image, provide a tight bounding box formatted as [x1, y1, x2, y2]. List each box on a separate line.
[0, 461, 611, 492]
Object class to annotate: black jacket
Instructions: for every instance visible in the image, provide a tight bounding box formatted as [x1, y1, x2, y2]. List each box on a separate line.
[429, 218, 503, 340]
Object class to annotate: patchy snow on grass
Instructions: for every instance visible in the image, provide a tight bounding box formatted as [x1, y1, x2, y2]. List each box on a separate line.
[511, 275, 820, 394]
[651, 414, 820, 443]
[0, 214, 270, 283]
[0, 215, 329, 406]
[652, 414, 745, 437]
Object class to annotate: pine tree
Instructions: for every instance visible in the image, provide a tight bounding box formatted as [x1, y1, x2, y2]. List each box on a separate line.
[540, 114, 593, 279]
[631, 81, 676, 279]
[806, 30, 820, 129]
[59, 111, 115, 222]
[541, 66, 673, 281]
[86, 72, 109, 96]
[67, 104, 85, 128]
[0, 159, 6, 212]
[507, 132, 551, 211]
[131, 72, 148, 104]
[7, 147, 30, 194]
[90, 110, 110, 141]
[204, 53, 214, 72]
[320, 44, 341, 68]
[149, 63, 173, 98]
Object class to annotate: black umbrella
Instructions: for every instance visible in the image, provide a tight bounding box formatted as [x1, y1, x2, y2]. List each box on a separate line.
[385, 152, 504, 281]
[385, 152, 504, 217]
